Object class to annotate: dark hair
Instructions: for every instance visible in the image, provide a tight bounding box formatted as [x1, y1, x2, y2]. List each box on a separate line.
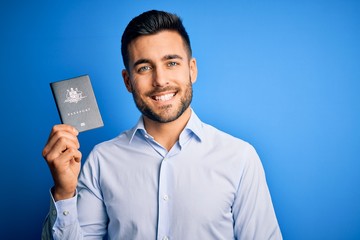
[121, 10, 192, 70]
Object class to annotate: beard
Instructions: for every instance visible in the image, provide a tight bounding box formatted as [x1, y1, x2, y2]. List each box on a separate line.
[131, 77, 193, 123]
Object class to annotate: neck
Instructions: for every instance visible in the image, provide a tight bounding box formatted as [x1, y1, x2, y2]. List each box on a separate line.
[143, 108, 192, 151]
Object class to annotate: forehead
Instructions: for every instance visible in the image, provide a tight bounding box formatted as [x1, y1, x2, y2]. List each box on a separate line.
[127, 30, 189, 62]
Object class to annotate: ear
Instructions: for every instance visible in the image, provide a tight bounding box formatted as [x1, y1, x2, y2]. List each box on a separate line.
[122, 69, 133, 92]
[189, 57, 198, 84]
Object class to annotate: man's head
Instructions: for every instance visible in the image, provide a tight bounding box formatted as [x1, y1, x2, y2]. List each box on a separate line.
[121, 10, 197, 124]
[121, 10, 192, 71]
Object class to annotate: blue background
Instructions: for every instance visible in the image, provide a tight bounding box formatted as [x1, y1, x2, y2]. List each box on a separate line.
[1, 0, 359, 239]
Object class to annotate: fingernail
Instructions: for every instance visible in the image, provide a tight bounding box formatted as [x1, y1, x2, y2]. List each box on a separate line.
[73, 128, 79, 135]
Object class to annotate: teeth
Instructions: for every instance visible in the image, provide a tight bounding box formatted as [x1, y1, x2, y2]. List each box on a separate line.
[155, 93, 175, 101]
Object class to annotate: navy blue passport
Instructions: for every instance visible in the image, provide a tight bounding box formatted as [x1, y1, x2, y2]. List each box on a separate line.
[50, 75, 104, 132]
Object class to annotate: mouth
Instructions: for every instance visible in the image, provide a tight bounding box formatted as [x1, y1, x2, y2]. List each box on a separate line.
[151, 92, 176, 102]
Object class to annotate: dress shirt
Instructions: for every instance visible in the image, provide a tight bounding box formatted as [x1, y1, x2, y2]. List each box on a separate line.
[42, 110, 282, 240]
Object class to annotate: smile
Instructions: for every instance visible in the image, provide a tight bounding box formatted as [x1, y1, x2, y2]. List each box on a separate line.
[152, 92, 176, 102]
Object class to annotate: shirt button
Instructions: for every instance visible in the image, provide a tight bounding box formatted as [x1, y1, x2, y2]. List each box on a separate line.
[63, 211, 69, 216]
[163, 194, 169, 201]
[162, 236, 169, 240]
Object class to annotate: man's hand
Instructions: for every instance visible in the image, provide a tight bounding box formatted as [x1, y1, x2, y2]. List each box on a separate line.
[42, 124, 81, 201]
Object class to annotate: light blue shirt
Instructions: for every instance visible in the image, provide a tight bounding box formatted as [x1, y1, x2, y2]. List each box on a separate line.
[42, 111, 282, 239]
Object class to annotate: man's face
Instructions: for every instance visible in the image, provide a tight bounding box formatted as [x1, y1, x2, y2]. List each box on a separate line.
[122, 30, 197, 123]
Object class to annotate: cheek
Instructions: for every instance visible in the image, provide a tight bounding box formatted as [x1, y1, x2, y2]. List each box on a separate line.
[173, 69, 191, 83]
[131, 80, 149, 96]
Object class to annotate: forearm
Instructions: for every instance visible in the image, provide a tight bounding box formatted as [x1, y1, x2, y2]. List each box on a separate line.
[41, 190, 83, 240]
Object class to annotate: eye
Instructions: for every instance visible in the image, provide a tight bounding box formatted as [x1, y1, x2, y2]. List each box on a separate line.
[167, 62, 178, 67]
[137, 65, 152, 73]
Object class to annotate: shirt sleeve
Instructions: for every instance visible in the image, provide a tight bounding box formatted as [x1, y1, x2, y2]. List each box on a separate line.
[41, 150, 108, 239]
[232, 144, 282, 240]
[41, 189, 83, 240]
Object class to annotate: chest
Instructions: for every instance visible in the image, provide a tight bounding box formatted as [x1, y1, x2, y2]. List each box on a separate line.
[99, 143, 241, 238]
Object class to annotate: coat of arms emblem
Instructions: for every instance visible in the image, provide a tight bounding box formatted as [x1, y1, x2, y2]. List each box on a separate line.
[64, 87, 86, 103]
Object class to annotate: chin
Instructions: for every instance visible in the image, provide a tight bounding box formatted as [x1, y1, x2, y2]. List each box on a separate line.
[143, 105, 189, 123]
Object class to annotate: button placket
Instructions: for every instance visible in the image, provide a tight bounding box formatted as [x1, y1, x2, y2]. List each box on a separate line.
[157, 156, 172, 239]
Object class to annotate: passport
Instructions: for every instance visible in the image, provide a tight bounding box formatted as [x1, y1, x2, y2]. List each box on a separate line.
[50, 75, 104, 132]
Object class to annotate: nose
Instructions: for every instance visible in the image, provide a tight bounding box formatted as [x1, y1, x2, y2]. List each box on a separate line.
[152, 67, 169, 87]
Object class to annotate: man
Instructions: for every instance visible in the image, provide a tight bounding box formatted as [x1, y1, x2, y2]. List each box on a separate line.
[42, 10, 282, 239]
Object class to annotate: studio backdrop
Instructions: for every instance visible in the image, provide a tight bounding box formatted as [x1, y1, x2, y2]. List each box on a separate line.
[0, 0, 359, 239]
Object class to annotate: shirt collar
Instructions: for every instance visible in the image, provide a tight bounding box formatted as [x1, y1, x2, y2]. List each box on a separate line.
[182, 109, 204, 143]
[128, 116, 147, 144]
[128, 109, 204, 144]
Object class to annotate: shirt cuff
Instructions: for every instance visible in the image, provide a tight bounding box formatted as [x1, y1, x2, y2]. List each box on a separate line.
[49, 188, 78, 229]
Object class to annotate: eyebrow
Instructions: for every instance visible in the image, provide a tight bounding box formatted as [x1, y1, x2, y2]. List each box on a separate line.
[133, 59, 152, 68]
[162, 54, 183, 61]
[132, 54, 184, 68]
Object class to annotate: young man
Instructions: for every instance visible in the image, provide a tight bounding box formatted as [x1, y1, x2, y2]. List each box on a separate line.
[42, 10, 282, 239]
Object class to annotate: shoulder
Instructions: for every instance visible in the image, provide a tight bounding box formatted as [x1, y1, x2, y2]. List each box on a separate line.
[199, 122, 260, 161]
[94, 129, 132, 150]
[202, 122, 251, 147]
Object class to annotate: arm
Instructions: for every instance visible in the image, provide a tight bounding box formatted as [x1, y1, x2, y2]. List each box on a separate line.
[41, 125, 82, 239]
[232, 145, 282, 240]
[42, 125, 108, 239]
[41, 172, 108, 240]
[41, 191, 82, 240]
[42, 124, 81, 201]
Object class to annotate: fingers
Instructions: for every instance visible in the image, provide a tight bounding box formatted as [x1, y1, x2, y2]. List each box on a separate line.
[49, 124, 78, 138]
[50, 147, 82, 171]
[42, 124, 79, 160]
[44, 138, 79, 163]
[65, 147, 82, 163]
[42, 124, 82, 201]
[50, 147, 82, 201]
